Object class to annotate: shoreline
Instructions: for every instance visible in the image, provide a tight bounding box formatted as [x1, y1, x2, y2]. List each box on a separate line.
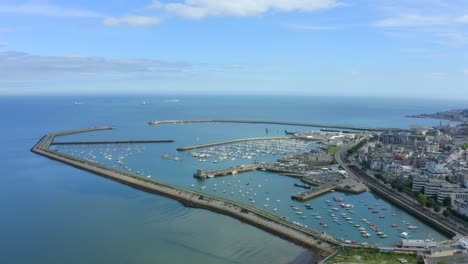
[32, 126, 341, 260]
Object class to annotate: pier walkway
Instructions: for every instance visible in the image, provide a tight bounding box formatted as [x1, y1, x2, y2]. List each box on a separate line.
[176, 136, 290, 151]
[292, 185, 334, 201]
[51, 139, 174, 145]
[194, 164, 259, 179]
[148, 119, 400, 132]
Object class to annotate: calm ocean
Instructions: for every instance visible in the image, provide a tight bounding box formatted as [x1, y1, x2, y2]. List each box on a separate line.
[1, 95, 466, 264]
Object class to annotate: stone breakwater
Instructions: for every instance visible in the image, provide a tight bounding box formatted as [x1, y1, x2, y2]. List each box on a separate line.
[31, 127, 340, 258]
[148, 119, 399, 132]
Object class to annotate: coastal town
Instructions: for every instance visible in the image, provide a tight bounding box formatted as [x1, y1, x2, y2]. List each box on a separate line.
[176, 111, 468, 263]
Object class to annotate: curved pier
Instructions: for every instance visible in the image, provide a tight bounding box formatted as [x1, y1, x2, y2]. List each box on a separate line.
[31, 126, 341, 257]
[51, 139, 174, 145]
[176, 136, 290, 151]
[148, 119, 399, 132]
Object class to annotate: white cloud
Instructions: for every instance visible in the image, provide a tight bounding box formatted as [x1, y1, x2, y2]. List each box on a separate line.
[464, 68, 468, 75]
[0, 41, 7, 48]
[420, 72, 447, 78]
[0, 27, 9, 33]
[285, 23, 338, 30]
[457, 15, 468, 23]
[149, 1, 163, 10]
[103, 15, 161, 26]
[374, 14, 450, 27]
[0, 3, 102, 18]
[0, 51, 187, 74]
[161, 0, 345, 19]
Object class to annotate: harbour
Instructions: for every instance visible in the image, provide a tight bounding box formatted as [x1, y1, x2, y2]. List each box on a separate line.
[50, 122, 449, 247]
[32, 126, 342, 257]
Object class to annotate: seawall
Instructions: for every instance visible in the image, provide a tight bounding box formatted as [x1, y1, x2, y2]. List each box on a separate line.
[148, 119, 400, 132]
[51, 139, 174, 145]
[177, 136, 290, 151]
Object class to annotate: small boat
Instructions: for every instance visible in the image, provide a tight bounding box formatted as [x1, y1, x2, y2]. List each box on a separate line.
[391, 224, 398, 227]
[379, 215, 385, 218]
[408, 225, 418, 230]
[399, 232, 409, 238]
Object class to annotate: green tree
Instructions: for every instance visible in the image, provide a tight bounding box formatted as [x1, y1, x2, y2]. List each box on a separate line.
[418, 193, 427, 206]
[426, 198, 435, 208]
[434, 205, 441, 212]
[462, 142, 468, 150]
[443, 196, 452, 207]
[443, 209, 451, 217]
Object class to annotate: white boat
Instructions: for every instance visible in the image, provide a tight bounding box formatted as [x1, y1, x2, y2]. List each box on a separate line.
[399, 232, 409, 238]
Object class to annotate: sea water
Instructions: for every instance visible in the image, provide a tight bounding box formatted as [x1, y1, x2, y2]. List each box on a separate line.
[1, 95, 466, 264]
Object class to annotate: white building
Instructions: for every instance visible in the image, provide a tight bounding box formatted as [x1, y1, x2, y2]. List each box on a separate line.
[401, 239, 437, 248]
[459, 237, 468, 249]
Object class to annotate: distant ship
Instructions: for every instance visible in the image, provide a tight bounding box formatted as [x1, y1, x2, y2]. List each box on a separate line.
[73, 102, 83, 105]
[164, 99, 180, 103]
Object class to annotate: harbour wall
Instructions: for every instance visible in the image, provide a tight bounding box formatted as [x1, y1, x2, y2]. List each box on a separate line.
[176, 136, 290, 151]
[51, 139, 174, 145]
[148, 119, 400, 132]
[31, 127, 341, 256]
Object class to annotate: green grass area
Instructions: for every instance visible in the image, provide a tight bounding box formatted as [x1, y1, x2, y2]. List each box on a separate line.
[327, 146, 341, 155]
[327, 247, 421, 264]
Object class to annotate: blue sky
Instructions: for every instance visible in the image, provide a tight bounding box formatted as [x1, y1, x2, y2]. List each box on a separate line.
[0, 0, 467, 99]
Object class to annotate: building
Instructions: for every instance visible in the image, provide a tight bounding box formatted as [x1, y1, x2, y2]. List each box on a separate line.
[422, 160, 449, 178]
[412, 175, 429, 193]
[412, 175, 463, 201]
[380, 132, 407, 145]
[452, 199, 468, 217]
[458, 237, 468, 249]
[401, 239, 438, 248]
[426, 142, 440, 153]
[436, 188, 468, 203]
